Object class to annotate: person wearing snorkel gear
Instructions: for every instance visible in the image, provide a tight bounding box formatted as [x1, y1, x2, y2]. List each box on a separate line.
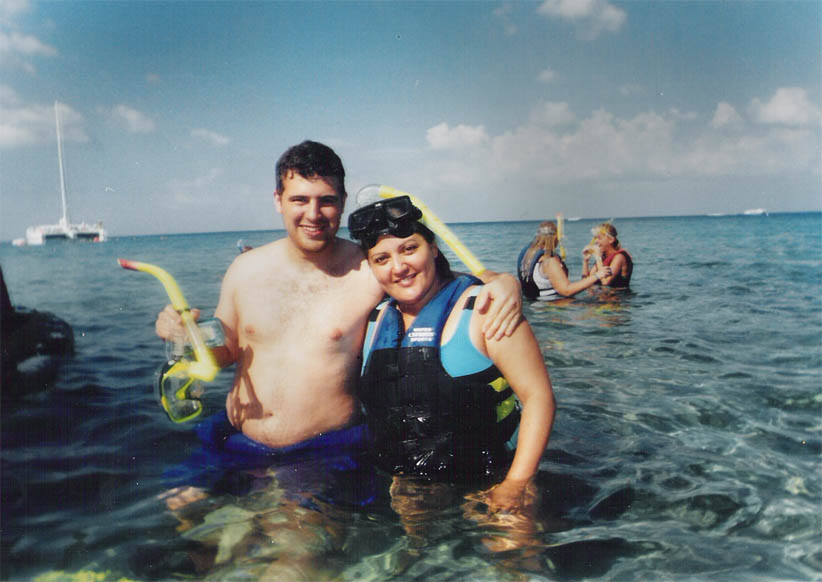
[583, 222, 633, 288]
[349, 196, 555, 515]
[517, 221, 611, 301]
[153, 141, 522, 508]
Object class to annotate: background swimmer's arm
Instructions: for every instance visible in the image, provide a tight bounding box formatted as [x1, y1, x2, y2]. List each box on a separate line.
[582, 247, 592, 276]
[481, 319, 555, 512]
[545, 257, 610, 297]
[596, 253, 625, 287]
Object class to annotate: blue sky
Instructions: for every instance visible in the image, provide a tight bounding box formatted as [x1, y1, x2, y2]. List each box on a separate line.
[1, 0, 820, 238]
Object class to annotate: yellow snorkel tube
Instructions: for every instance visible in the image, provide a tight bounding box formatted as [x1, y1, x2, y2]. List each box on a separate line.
[119, 259, 220, 422]
[356, 184, 486, 276]
[556, 213, 566, 260]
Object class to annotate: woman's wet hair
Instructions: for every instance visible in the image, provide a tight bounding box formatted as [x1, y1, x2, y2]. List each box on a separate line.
[520, 221, 558, 277]
[536, 221, 559, 256]
[363, 220, 453, 281]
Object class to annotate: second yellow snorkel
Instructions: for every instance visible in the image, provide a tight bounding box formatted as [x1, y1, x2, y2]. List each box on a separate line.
[556, 213, 566, 260]
[119, 259, 220, 422]
[586, 223, 607, 273]
[355, 184, 486, 276]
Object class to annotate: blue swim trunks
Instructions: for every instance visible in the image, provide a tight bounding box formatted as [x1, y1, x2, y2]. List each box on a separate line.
[164, 410, 375, 507]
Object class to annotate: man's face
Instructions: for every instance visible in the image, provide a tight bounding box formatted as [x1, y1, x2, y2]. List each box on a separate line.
[274, 171, 344, 254]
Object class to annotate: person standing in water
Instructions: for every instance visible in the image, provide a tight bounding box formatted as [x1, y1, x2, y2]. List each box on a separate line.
[583, 222, 633, 288]
[349, 196, 555, 514]
[154, 141, 523, 504]
[518, 221, 610, 300]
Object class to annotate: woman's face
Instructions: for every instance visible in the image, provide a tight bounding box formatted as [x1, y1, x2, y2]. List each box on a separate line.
[367, 233, 440, 310]
[596, 230, 615, 252]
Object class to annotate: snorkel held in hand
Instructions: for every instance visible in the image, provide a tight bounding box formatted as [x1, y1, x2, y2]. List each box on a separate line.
[118, 259, 219, 422]
[355, 184, 486, 277]
[556, 213, 566, 260]
[586, 225, 606, 273]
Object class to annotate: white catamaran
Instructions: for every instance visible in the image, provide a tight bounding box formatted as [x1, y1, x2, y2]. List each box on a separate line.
[21, 101, 107, 245]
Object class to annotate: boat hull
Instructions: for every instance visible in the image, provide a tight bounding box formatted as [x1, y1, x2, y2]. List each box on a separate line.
[25, 223, 107, 245]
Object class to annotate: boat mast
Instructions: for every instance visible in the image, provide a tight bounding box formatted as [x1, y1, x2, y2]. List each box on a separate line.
[55, 101, 69, 228]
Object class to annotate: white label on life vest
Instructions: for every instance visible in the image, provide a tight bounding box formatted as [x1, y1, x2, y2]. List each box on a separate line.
[408, 327, 435, 343]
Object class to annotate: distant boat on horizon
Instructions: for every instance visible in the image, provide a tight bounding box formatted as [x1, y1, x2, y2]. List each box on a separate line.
[743, 208, 768, 216]
[19, 101, 107, 246]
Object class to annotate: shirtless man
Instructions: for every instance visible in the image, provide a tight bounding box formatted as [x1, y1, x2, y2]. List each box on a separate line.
[156, 140, 521, 454]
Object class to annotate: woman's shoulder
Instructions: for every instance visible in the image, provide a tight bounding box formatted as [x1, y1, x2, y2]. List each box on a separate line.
[543, 254, 566, 270]
[443, 281, 482, 319]
[610, 249, 629, 261]
[442, 282, 484, 346]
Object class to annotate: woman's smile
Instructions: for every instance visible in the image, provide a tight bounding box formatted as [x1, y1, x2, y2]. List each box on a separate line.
[367, 233, 440, 312]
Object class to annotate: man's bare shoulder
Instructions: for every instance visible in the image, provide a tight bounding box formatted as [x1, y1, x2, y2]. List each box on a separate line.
[331, 237, 368, 269]
[225, 240, 284, 273]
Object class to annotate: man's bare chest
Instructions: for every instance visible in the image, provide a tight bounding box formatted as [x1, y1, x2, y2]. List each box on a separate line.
[235, 273, 371, 344]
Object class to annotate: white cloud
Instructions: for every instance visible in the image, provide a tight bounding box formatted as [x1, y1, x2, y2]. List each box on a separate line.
[191, 127, 230, 147]
[168, 167, 223, 203]
[426, 122, 488, 150]
[0, 30, 57, 73]
[711, 102, 742, 128]
[682, 127, 820, 176]
[0, 1, 57, 73]
[493, 3, 517, 36]
[749, 87, 821, 127]
[0, 98, 87, 149]
[0, 84, 21, 105]
[0, 30, 56, 57]
[0, 0, 30, 21]
[537, 0, 626, 39]
[537, 67, 556, 83]
[530, 100, 575, 126]
[110, 104, 156, 134]
[667, 107, 698, 122]
[417, 94, 820, 197]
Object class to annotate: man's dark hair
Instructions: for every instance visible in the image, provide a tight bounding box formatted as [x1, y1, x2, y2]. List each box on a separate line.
[275, 140, 346, 198]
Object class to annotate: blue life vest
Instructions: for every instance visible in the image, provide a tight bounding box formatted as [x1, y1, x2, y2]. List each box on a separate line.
[359, 275, 520, 482]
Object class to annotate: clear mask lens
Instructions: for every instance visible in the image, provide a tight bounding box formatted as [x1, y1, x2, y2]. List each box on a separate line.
[155, 360, 204, 423]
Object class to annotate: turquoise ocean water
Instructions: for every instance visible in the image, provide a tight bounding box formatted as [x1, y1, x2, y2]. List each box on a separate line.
[1, 212, 820, 581]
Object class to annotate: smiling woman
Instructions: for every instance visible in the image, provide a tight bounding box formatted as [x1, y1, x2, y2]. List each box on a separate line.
[348, 196, 556, 518]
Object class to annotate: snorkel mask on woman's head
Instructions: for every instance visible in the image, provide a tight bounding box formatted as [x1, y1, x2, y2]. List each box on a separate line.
[591, 222, 617, 240]
[538, 221, 557, 236]
[348, 195, 423, 248]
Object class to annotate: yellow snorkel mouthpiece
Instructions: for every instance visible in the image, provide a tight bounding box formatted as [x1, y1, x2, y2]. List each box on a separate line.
[356, 184, 486, 276]
[119, 259, 220, 422]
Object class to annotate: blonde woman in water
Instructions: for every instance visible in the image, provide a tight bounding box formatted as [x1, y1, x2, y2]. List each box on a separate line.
[583, 222, 633, 288]
[518, 221, 610, 301]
